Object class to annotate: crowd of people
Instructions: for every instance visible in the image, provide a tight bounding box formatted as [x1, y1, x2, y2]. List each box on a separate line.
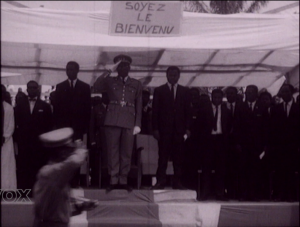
[1, 55, 299, 205]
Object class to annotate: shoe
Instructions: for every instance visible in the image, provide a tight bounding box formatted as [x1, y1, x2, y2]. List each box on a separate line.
[172, 182, 187, 190]
[120, 184, 133, 192]
[106, 184, 117, 193]
[150, 183, 165, 190]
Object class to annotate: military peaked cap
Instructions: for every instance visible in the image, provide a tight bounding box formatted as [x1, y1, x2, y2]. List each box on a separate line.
[39, 128, 73, 148]
[113, 54, 132, 64]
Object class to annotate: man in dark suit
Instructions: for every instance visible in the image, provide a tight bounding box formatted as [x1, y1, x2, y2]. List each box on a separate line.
[196, 89, 231, 200]
[151, 66, 191, 190]
[54, 61, 91, 141]
[53, 61, 91, 187]
[93, 55, 143, 192]
[14, 80, 53, 193]
[235, 85, 268, 201]
[224, 86, 242, 199]
[269, 84, 299, 201]
[183, 88, 201, 190]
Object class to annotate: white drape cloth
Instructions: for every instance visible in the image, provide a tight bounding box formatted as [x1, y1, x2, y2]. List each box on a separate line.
[1, 101, 17, 190]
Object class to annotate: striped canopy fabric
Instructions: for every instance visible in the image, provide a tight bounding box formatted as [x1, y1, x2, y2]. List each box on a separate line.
[1, 5, 299, 95]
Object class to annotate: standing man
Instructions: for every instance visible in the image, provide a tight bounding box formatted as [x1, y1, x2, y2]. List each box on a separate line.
[14, 80, 53, 193]
[224, 86, 242, 199]
[269, 84, 299, 201]
[235, 85, 268, 201]
[54, 61, 91, 187]
[151, 66, 191, 190]
[93, 55, 142, 192]
[196, 89, 231, 200]
[54, 61, 91, 141]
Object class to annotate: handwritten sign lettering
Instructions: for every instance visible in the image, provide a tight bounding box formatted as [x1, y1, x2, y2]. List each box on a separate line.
[110, 1, 182, 37]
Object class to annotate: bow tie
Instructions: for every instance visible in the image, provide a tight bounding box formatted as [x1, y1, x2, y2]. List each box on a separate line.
[29, 98, 37, 102]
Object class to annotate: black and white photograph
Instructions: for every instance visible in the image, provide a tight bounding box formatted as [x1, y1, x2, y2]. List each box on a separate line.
[1, 1, 299, 227]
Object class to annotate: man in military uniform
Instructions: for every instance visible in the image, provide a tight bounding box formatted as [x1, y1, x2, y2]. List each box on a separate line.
[93, 54, 142, 192]
[33, 128, 98, 227]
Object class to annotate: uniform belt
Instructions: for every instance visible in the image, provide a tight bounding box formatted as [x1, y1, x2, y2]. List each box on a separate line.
[110, 100, 135, 107]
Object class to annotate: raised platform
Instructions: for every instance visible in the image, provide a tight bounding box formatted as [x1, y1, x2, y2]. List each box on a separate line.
[1, 189, 299, 227]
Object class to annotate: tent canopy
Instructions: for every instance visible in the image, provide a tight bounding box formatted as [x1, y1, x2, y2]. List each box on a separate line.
[1, 6, 299, 95]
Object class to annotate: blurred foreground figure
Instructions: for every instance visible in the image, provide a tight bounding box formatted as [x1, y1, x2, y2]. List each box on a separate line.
[1, 84, 17, 189]
[33, 128, 98, 227]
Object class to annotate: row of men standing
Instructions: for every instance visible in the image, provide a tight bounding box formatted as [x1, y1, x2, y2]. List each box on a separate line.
[183, 84, 299, 201]
[14, 61, 91, 192]
[9, 56, 299, 202]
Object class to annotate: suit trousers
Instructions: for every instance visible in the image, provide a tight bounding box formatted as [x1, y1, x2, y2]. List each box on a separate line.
[105, 126, 134, 185]
[225, 134, 239, 199]
[272, 144, 298, 200]
[157, 132, 185, 185]
[201, 134, 227, 198]
[238, 144, 262, 200]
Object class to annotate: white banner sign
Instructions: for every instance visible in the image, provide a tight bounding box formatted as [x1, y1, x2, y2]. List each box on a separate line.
[110, 1, 182, 37]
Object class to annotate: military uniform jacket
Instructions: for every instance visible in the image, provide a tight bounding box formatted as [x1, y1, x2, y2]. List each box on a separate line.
[94, 76, 142, 129]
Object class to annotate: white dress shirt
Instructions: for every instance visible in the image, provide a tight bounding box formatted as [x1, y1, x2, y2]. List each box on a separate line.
[226, 102, 236, 115]
[167, 83, 178, 100]
[28, 97, 37, 114]
[285, 99, 293, 117]
[68, 79, 77, 88]
[247, 100, 256, 111]
[212, 104, 222, 135]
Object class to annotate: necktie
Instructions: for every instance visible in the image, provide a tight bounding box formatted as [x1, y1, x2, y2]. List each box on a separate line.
[249, 102, 253, 112]
[284, 102, 288, 117]
[213, 105, 218, 131]
[171, 85, 175, 101]
[70, 80, 74, 90]
[230, 103, 234, 117]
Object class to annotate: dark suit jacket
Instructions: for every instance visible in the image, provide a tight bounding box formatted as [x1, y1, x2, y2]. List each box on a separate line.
[14, 98, 53, 191]
[152, 83, 191, 134]
[228, 101, 243, 144]
[54, 79, 91, 139]
[235, 101, 268, 152]
[14, 97, 53, 153]
[195, 102, 231, 140]
[269, 101, 299, 148]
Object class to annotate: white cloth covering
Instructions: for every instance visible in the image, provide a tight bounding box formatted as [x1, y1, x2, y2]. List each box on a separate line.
[1, 101, 17, 190]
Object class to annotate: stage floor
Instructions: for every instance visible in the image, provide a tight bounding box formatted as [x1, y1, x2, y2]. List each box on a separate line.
[1, 189, 299, 227]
